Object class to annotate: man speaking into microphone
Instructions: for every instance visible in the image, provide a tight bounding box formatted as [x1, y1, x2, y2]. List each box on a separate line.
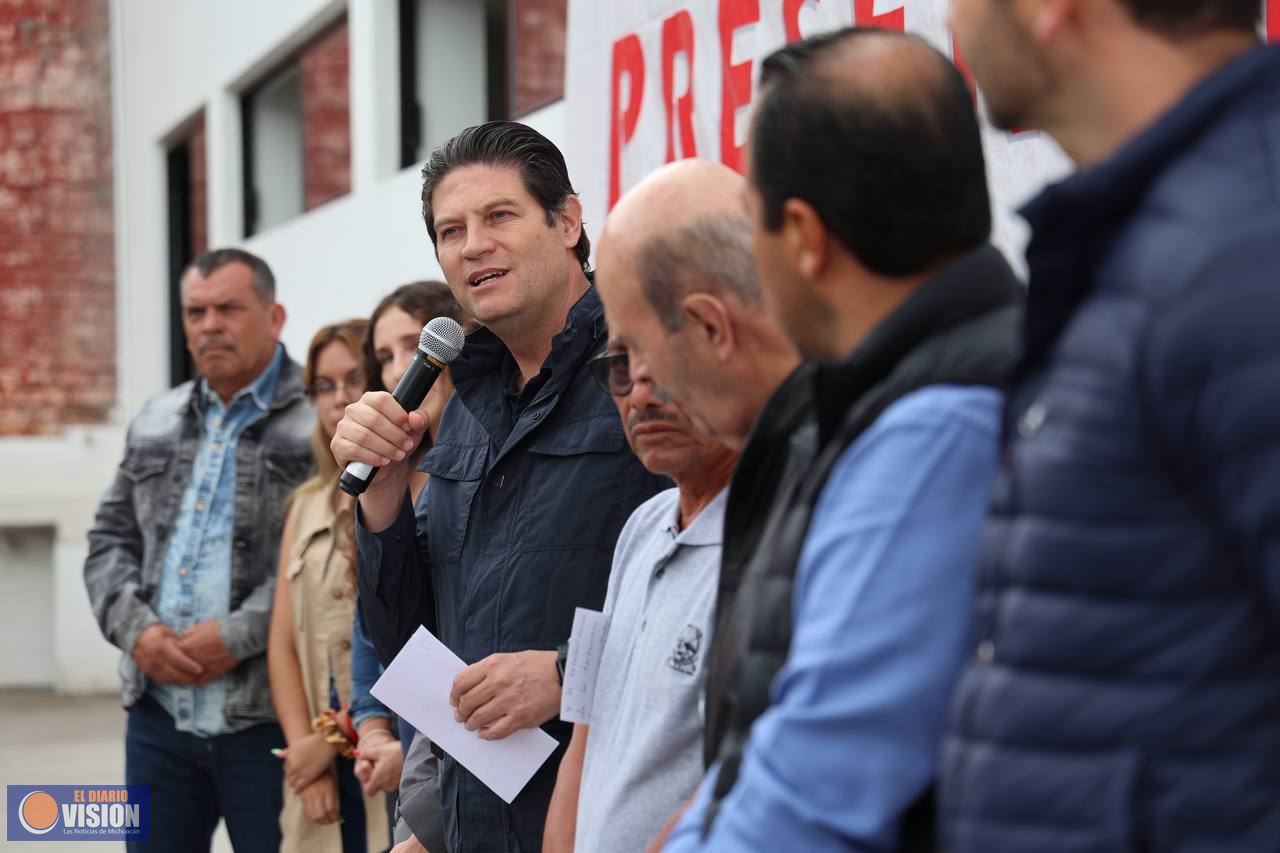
[331, 121, 667, 853]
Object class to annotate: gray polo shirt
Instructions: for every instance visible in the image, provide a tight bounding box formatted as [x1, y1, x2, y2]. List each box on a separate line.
[575, 486, 727, 853]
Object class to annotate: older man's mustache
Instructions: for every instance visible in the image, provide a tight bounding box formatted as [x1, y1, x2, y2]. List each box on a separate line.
[629, 409, 680, 429]
[629, 392, 685, 430]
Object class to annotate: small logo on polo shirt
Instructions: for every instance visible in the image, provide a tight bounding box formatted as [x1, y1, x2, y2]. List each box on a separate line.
[668, 624, 704, 676]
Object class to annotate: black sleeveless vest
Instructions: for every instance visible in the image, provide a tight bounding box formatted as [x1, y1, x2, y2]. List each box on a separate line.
[702, 246, 1024, 848]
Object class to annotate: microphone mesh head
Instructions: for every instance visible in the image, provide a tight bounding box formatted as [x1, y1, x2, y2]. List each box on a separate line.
[419, 317, 466, 364]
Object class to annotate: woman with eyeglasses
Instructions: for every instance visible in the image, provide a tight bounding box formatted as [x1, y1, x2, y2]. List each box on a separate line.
[267, 318, 389, 853]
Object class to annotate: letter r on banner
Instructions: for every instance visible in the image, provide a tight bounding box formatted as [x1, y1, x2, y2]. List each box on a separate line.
[609, 34, 645, 209]
[663, 10, 698, 162]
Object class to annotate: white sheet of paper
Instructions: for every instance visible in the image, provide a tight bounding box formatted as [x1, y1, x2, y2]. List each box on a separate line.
[560, 607, 611, 724]
[370, 626, 558, 804]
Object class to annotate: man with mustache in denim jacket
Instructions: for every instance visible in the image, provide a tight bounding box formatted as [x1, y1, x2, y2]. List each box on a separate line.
[86, 247, 313, 853]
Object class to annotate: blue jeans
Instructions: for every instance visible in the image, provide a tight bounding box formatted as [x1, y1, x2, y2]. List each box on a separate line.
[125, 693, 284, 853]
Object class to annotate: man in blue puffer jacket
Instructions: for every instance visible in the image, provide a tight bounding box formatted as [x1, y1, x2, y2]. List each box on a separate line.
[943, 1, 1280, 851]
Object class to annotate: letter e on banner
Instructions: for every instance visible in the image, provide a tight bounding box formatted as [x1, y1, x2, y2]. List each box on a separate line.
[663, 10, 698, 162]
[609, 33, 645, 209]
[719, 0, 760, 173]
[854, 0, 904, 31]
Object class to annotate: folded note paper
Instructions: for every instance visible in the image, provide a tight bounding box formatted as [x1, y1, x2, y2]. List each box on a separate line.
[371, 626, 559, 803]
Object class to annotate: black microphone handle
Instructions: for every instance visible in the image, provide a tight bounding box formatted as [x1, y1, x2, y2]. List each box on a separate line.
[338, 352, 445, 497]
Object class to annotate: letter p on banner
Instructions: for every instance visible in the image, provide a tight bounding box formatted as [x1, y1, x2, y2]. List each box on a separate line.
[609, 33, 646, 209]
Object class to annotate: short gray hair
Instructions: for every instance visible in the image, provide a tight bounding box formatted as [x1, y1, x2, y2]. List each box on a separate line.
[188, 247, 276, 303]
[636, 213, 761, 331]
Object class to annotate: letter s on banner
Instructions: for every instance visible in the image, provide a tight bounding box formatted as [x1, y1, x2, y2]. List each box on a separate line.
[663, 10, 698, 162]
[609, 33, 645, 209]
[719, 0, 760, 173]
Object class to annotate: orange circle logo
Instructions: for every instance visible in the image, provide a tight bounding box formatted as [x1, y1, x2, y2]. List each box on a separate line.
[18, 790, 59, 834]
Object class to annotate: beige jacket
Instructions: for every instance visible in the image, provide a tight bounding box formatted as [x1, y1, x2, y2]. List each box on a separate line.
[279, 484, 389, 853]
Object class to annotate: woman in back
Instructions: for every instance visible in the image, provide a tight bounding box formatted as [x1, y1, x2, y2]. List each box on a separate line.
[267, 318, 389, 853]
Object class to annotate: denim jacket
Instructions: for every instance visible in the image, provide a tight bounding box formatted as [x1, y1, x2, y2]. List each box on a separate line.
[85, 351, 313, 726]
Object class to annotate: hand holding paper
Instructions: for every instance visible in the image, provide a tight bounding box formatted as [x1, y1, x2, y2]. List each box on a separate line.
[371, 626, 558, 804]
[451, 649, 562, 739]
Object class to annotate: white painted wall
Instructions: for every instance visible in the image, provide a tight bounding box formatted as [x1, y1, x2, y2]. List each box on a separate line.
[0, 0, 567, 692]
[0, 527, 55, 688]
[0, 427, 127, 693]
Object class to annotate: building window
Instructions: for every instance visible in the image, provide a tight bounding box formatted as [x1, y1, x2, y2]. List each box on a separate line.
[397, 0, 570, 168]
[242, 17, 351, 237]
[399, 0, 508, 168]
[242, 65, 304, 236]
[165, 114, 207, 387]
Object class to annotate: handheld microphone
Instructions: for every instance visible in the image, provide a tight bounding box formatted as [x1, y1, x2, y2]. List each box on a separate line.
[339, 316, 466, 497]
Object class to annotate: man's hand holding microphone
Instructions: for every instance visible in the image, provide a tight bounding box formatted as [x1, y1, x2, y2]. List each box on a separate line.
[330, 317, 465, 530]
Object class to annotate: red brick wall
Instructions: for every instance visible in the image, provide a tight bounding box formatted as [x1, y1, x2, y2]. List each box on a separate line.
[0, 0, 115, 436]
[188, 115, 207, 257]
[300, 18, 350, 211]
[512, 0, 567, 117]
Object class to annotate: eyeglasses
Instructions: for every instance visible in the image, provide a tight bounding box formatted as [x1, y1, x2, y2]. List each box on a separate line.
[588, 351, 633, 397]
[307, 371, 366, 400]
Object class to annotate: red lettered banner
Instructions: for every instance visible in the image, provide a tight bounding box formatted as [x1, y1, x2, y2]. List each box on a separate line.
[568, 0, 1072, 258]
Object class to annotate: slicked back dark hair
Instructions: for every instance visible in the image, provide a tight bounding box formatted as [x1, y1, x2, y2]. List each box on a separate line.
[1115, 0, 1261, 35]
[188, 247, 275, 303]
[420, 121, 591, 273]
[751, 27, 992, 278]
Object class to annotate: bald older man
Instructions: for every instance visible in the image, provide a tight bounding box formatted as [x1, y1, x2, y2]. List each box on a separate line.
[592, 157, 807, 720]
[598, 28, 1024, 853]
[594, 162, 798, 449]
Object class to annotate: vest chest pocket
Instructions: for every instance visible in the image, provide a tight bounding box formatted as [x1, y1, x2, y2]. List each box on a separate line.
[422, 443, 489, 568]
